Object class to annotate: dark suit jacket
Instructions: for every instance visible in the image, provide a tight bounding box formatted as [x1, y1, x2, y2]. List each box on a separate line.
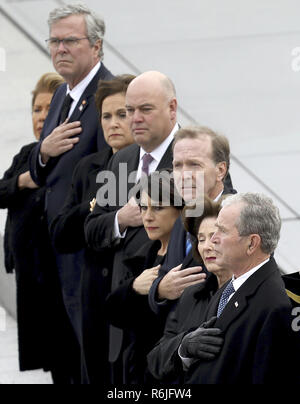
[0, 142, 73, 372]
[185, 258, 300, 384]
[85, 141, 174, 288]
[29, 64, 113, 340]
[29, 63, 113, 225]
[149, 184, 237, 316]
[85, 141, 174, 366]
[50, 148, 113, 384]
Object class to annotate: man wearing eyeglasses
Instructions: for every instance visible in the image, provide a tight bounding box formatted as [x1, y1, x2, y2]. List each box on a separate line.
[29, 3, 113, 384]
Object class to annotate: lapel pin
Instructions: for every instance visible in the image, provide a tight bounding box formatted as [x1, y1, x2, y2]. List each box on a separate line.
[235, 301, 239, 308]
[79, 100, 87, 111]
[90, 197, 96, 212]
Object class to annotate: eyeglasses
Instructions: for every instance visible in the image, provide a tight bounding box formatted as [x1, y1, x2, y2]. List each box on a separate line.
[45, 37, 89, 50]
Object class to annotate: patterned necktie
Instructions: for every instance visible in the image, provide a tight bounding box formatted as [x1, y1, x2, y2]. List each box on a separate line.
[217, 280, 235, 317]
[60, 93, 73, 123]
[141, 153, 154, 176]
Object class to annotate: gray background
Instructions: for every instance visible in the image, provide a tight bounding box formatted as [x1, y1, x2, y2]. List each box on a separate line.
[0, 0, 300, 315]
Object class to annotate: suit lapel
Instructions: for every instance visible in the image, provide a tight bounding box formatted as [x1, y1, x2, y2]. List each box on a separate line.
[205, 286, 223, 320]
[43, 64, 113, 135]
[68, 63, 113, 123]
[69, 67, 102, 123]
[127, 146, 141, 191]
[41, 84, 67, 140]
[121, 145, 140, 202]
[157, 141, 173, 170]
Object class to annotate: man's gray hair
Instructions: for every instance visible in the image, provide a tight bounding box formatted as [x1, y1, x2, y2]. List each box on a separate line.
[221, 193, 281, 255]
[48, 3, 105, 60]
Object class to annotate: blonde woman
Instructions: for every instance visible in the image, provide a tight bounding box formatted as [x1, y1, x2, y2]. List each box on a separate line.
[0, 73, 82, 383]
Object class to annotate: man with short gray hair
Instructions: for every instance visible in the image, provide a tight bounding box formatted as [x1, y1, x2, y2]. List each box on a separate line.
[183, 192, 299, 384]
[30, 2, 113, 221]
[47, 3, 106, 61]
[29, 2, 113, 383]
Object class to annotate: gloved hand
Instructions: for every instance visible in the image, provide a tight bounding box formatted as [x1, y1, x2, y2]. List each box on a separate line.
[180, 316, 224, 360]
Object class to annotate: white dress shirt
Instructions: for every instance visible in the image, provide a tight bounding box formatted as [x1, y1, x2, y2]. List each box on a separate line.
[229, 258, 270, 302]
[214, 189, 224, 202]
[113, 123, 180, 239]
[66, 61, 101, 118]
[135, 123, 179, 182]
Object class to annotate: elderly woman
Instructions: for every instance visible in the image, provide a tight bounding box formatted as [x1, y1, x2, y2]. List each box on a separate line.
[50, 74, 135, 384]
[147, 195, 232, 383]
[0, 72, 68, 380]
[1, 72, 63, 270]
[105, 170, 185, 384]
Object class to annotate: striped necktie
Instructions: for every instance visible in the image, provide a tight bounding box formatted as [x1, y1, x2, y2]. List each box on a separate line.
[141, 153, 154, 176]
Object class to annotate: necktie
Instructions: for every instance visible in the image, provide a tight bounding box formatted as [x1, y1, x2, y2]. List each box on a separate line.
[185, 234, 192, 256]
[60, 93, 73, 123]
[217, 280, 235, 317]
[142, 153, 154, 176]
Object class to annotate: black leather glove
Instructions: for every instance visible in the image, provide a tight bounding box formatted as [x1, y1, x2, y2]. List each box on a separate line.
[180, 316, 224, 360]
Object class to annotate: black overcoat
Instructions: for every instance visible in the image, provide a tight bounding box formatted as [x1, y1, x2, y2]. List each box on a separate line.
[0, 142, 71, 371]
[85, 142, 174, 375]
[50, 147, 113, 384]
[185, 258, 300, 384]
[29, 65, 114, 336]
[106, 240, 166, 384]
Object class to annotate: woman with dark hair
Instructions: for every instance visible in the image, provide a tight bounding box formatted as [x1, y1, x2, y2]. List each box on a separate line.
[50, 74, 135, 384]
[147, 195, 232, 383]
[105, 169, 184, 384]
[0, 72, 73, 381]
[51, 74, 135, 250]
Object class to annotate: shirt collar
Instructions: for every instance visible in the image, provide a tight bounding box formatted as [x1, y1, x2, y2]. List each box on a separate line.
[232, 258, 270, 293]
[139, 123, 179, 162]
[214, 189, 224, 202]
[66, 61, 101, 103]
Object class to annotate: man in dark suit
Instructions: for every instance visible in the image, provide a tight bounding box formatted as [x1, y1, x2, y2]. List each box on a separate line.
[149, 126, 236, 316]
[29, 4, 113, 382]
[85, 70, 178, 383]
[30, 3, 113, 224]
[180, 193, 299, 384]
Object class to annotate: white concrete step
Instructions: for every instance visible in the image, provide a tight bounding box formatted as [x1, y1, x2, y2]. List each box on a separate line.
[0, 309, 52, 384]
